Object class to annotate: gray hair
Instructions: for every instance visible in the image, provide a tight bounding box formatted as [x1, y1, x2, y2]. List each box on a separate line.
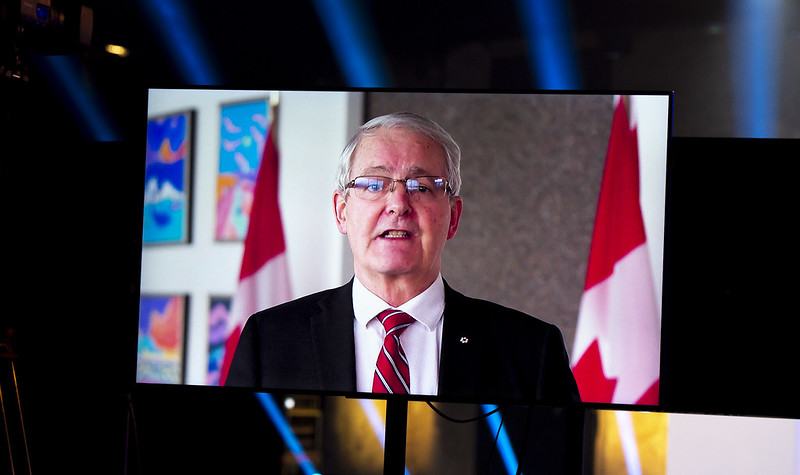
[334, 112, 462, 197]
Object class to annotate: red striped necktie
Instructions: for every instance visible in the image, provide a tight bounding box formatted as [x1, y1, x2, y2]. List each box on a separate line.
[372, 309, 415, 394]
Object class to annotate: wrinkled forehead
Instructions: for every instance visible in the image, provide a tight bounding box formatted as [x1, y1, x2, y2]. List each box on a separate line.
[350, 127, 447, 177]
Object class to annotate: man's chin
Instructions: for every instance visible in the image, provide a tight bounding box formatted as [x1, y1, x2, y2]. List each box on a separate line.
[357, 261, 424, 280]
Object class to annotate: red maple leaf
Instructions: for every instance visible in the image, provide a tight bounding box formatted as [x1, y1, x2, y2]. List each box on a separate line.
[572, 340, 618, 403]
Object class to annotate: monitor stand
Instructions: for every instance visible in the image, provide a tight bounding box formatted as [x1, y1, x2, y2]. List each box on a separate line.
[383, 398, 408, 475]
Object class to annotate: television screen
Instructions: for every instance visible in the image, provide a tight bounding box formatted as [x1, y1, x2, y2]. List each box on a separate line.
[137, 88, 671, 409]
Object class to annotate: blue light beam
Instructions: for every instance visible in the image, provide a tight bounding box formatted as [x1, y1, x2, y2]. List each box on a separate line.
[729, 0, 782, 137]
[139, 0, 220, 85]
[312, 0, 391, 87]
[31, 54, 120, 142]
[517, 0, 581, 89]
[255, 393, 321, 475]
[482, 405, 521, 475]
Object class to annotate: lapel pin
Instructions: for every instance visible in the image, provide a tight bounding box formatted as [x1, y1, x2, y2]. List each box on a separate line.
[460, 336, 469, 344]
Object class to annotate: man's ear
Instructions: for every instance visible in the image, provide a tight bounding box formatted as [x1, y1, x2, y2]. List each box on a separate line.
[333, 190, 348, 235]
[447, 196, 463, 240]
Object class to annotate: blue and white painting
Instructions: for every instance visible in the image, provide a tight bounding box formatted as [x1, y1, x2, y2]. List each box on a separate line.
[216, 99, 268, 240]
[143, 111, 192, 244]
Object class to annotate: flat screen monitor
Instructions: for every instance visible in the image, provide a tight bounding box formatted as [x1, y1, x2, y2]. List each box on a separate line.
[136, 88, 672, 410]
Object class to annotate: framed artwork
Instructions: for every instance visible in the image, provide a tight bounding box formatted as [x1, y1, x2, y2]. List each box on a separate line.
[143, 110, 194, 244]
[216, 99, 269, 241]
[136, 295, 189, 384]
[207, 296, 232, 386]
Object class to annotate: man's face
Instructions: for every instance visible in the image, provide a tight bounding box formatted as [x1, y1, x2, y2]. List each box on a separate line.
[333, 127, 462, 291]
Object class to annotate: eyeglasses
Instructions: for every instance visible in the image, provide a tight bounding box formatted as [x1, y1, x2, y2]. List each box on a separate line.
[345, 175, 452, 201]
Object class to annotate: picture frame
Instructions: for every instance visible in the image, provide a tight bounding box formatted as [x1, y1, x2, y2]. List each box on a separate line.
[136, 294, 189, 384]
[207, 295, 232, 386]
[143, 110, 194, 245]
[215, 98, 270, 241]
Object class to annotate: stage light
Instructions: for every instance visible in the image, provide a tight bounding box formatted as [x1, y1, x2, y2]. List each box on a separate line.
[104, 44, 129, 57]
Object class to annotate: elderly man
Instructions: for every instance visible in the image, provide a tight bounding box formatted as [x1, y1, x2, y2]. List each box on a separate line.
[226, 112, 579, 404]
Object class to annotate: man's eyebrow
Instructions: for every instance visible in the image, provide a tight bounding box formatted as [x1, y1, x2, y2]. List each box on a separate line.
[359, 165, 435, 176]
[360, 165, 391, 175]
[406, 166, 433, 176]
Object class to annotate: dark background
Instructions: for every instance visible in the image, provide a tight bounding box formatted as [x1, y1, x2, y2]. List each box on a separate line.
[3, 0, 798, 473]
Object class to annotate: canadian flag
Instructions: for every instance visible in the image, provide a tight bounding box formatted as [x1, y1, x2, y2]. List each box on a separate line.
[219, 109, 292, 385]
[571, 97, 661, 405]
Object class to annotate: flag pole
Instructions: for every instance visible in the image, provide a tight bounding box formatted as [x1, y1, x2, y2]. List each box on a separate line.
[270, 91, 280, 130]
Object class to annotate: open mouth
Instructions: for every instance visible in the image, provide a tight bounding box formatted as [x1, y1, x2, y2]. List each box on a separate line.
[380, 230, 410, 238]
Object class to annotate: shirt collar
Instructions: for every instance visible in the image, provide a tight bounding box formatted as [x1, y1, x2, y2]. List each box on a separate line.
[352, 275, 445, 331]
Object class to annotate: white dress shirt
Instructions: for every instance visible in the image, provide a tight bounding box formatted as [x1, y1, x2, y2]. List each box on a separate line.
[352, 275, 445, 395]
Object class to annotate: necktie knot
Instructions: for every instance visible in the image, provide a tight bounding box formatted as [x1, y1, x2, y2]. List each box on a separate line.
[372, 309, 415, 394]
[377, 309, 415, 335]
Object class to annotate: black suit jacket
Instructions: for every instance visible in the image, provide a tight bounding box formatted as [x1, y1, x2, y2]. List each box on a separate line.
[226, 280, 580, 404]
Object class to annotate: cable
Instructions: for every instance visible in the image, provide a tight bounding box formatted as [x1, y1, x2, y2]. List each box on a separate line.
[123, 392, 141, 475]
[426, 402, 516, 475]
[425, 401, 504, 423]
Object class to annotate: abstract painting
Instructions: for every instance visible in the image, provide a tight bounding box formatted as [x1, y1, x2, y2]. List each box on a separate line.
[143, 111, 193, 244]
[206, 296, 232, 385]
[136, 295, 188, 384]
[216, 99, 269, 240]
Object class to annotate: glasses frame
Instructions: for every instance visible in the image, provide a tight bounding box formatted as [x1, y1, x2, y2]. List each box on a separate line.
[345, 175, 454, 200]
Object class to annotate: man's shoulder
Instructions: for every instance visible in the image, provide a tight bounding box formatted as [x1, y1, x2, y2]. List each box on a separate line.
[444, 284, 555, 330]
[250, 281, 352, 320]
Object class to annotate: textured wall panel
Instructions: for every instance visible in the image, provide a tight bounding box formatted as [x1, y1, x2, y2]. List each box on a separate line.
[366, 92, 614, 353]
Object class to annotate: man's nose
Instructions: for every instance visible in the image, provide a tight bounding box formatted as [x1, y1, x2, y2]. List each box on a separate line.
[385, 180, 412, 214]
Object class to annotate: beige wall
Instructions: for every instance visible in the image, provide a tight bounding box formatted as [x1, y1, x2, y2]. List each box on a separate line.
[366, 91, 668, 355]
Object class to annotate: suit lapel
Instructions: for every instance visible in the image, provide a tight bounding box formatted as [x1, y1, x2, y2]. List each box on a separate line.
[438, 282, 484, 397]
[309, 281, 357, 392]
[303, 280, 487, 396]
